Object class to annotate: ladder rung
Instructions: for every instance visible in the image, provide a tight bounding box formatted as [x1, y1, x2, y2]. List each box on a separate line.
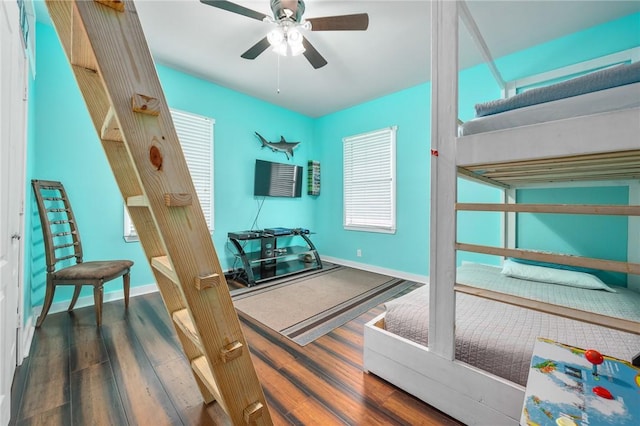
[152, 256, 221, 291]
[46, 208, 69, 213]
[71, 4, 98, 71]
[244, 402, 265, 425]
[173, 309, 243, 364]
[101, 107, 123, 142]
[51, 219, 73, 225]
[95, 0, 125, 12]
[172, 309, 202, 352]
[126, 195, 148, 207]
[191, 356, 224, 410]
[221, 341, 244, 363]
[151, 256, 178, 284]
[43, 196, 63, 201]
[195, 273, 221, 291]
[164, 193, 192, 207]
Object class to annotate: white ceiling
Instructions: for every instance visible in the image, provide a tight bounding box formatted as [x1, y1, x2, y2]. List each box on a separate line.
[37, 1, 640, 117]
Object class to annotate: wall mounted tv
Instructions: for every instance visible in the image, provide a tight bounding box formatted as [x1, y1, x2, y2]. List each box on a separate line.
[254, 159, 303, 198]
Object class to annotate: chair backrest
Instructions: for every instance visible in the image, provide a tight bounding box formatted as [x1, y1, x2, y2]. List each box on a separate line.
[31, 180, 84, 273]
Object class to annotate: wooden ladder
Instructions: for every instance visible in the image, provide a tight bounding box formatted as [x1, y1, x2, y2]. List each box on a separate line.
[44, 1, 272, 424]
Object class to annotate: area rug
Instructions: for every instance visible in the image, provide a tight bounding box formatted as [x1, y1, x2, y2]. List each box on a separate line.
[232, 266, 415, 346]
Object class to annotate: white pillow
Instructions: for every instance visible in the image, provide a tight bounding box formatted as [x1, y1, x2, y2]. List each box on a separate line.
[501, 259, 616, 292]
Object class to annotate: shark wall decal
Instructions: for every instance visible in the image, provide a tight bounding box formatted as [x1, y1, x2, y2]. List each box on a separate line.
[255, 132, 300, 159]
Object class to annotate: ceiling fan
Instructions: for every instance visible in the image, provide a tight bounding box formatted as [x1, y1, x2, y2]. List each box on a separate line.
[200, 0, 369, 69]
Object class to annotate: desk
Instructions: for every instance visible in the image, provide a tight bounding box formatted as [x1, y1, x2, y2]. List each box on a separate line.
[521, 338, 640, 426]
[228, 228, 322, 287]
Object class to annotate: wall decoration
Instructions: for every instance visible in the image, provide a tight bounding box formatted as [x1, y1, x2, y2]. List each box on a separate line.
[307, 160, 320, 196]
[255, 131, 300, 159]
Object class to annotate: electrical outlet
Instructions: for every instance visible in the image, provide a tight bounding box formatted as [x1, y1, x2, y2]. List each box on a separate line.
[356, 249, 362, 257]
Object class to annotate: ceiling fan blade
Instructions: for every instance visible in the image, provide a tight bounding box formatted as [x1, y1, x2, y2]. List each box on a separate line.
[302, 38, 327, 69]
[200, 0, 268, 22]
[241, 37, 271, 60]
[307, 13, 369, 31]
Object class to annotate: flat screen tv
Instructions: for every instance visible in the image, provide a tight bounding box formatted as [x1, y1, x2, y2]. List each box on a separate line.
[254, 159, 303, 198]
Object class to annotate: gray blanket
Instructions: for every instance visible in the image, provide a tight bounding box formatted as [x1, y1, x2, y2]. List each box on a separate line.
[475, 61, 640, 117]
[384, 263, 640, 386]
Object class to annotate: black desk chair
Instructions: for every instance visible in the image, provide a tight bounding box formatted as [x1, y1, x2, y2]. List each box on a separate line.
[31, 180, 133, 327]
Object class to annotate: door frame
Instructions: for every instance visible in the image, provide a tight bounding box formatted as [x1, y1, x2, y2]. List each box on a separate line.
[0, 2, 28, 424]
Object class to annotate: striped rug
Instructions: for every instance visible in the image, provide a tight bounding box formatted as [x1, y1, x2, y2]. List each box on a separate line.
[232, 266, 415, 346]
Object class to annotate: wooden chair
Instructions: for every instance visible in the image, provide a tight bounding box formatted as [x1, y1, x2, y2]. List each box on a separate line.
[31, 180, 134, 327]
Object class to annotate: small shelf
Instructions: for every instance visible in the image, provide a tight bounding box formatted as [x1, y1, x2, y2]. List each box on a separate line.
[227, 229, 322, 287]
[244, 245, 311, 263]
[251, 259, 320, 284]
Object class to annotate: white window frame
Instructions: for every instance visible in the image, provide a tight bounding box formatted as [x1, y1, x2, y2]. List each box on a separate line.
[124, 108, 214, 242]
[343, 126, 397, 234]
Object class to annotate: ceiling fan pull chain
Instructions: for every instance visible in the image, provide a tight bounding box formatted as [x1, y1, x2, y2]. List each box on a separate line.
[277, 54, 281, 94]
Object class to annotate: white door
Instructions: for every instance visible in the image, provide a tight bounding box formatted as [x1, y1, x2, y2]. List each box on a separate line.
[0, 1, 27, 424]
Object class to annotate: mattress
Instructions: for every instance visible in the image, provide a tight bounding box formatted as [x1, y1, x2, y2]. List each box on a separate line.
[474, 61, 640, 118]
[460, 82, 640, 136]
[383, 263, 640, 386]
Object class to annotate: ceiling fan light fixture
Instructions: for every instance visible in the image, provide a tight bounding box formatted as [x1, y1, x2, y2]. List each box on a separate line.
[268, 25, 306, 57]
[271, 40, 288, 56]
[286, 27, 305, 56]
[288, 39, 305, 56]
[287, 27, 302, 44]
[267, 27, 285, 46]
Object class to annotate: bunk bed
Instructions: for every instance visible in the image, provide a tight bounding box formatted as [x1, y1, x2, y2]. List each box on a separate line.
[363, 2, 640, 425]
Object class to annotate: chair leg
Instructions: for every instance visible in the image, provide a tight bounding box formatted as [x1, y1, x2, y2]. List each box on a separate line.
[36, 279, 56, 328]
[93, 285, 104, 327]
[68, 285, 82, 312]
[123, 272, 130, 309]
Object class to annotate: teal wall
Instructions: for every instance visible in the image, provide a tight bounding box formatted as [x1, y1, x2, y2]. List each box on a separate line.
[30, 23, 145, 307]
[496, 12, 640, 81]
[517, 186, 629, 286]
[27, 22, 315, 307]
[25, 12, 640, 314]
[311, 12, 639, 282]
[312, 64, 504, 276]
[313, 85, 432, 275]
[156, 66, 316, 269]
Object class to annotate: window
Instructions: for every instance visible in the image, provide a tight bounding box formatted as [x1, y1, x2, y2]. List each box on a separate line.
[343, 126, 397, 233]
[124, 109, 214, 241]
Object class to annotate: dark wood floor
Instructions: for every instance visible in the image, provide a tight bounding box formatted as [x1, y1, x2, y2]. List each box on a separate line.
[10, 288, 462, 425]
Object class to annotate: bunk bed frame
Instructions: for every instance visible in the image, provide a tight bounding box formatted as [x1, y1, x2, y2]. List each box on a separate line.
[363, 2, 640, 424]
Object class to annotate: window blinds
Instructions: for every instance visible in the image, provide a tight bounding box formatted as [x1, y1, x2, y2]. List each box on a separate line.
[343, 126, 397, 233]
[124, 109, 214, 240]
[172, 109, 214, 230]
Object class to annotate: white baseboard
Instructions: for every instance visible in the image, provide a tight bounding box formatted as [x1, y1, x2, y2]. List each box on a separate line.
[18, 315, 35, 366]
[31, 282, 159, 319]
[321, 256, 428, 284]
